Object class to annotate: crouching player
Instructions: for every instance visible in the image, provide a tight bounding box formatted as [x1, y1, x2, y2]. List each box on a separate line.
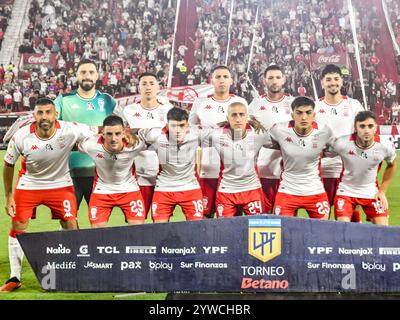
[78, 115, 146, 227]
[1, 98, 95, 292]
[138, 107, 205, 222]
[331, 111, 397, 225]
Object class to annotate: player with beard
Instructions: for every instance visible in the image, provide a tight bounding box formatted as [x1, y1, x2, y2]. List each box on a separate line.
[2, 59, 117, 221]
[54, 59, 117, 213]
[315, 64, 364, 222]
[249, 65, 294, 212]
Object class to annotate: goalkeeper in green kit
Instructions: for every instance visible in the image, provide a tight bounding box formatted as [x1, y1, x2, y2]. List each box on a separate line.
[55, 59, 117, 210]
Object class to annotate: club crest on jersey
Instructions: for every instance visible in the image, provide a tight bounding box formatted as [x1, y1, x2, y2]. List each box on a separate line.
[147, 112, 154, 119]
[218, 106, 224, 113]
[56, 137, 66, 149]
[87, 102, 95, 110]
[298, 139, 306, 147]
[272, 106, 278, 113]
[98, 98, 105, 112]
[109, 154, 118, 160]
[248, 219, 282, 263]
[361, 151, 368, 159]
[45, 144, 54, 151]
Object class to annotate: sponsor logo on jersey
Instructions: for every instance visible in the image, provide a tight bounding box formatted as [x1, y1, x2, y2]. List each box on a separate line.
[248, 219, 281, 263]
[318, 109, 326, 113]
[71, 104, 80, 109]
[259, 106, 266, 111]
[31, 144, 39, 150]
[96, 153, 104, 159]
[348, 150, 356, 156]
[133, 112, 141, 117]
[284, 137, 293, 143]
[205, 105, 212, 109]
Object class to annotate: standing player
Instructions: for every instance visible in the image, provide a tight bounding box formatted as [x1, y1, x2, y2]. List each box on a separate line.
[1, 98, 95, 292]
[189, 65, 248, 218]
[315, 64, 364, 221]
[249, 65, 294, 211]
[55, 59, 117, 212]
[331, 111, 397, 225]
[78, 115, 146, 228]
[114, 72, 173, 218]
[269, 97, 335, 219]
[138, 107, 204, 222]
[212, 102, 271, 218]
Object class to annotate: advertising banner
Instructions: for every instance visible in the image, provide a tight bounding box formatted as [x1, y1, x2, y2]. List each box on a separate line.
[18, 216, 400, 292]
[20, 53, 58, 70]
[310, 52, 347, 71]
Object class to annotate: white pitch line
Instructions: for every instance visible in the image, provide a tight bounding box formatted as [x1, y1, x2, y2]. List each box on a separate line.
[113, 292, 146, 298]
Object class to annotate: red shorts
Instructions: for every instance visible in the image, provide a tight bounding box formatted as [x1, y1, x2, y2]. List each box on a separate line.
[323, 178, 340, 206]
[274, 192, 330, 219]
[334, 195, 388, 220]
[139, 185, 155, 219]
[13, 186, 77, 222]
[151, 189, 204, 221]
[89, 191, 145, 224]
[215, 188, 265, 218]
[260, 178, 279, 213]
[199, 178, 218, 217]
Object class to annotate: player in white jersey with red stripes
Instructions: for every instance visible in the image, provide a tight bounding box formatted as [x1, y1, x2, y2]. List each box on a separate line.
[1, 98, 95, 292]
[330, 111, 397, 225]
[211, 102, 272, 218]
[269, 97, 335, 219]
[114, 72, 173, 219]
[138, 107, 205, 222]
[189, 65, 248, 218]
[249, 65, 294, 212]
[78, 115, 146, 227]
[315, 64, 364, 222]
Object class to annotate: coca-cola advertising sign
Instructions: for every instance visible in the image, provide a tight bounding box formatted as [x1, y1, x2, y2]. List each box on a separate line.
[21, 53, 58, 69]
[310, 53, 347, 71]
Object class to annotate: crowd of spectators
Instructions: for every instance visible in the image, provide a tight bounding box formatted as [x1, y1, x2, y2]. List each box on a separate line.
[0, 0, 177, 112]
[0, 0, 14, 51]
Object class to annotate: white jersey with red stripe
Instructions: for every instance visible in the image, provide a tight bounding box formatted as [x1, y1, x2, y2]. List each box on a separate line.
[249, 94, 294, 179]
[4, 120, 94, 190]
[114, 100, 173, 186]
[269, 121, 335, 196]
[315, 96, 364, 178]
[138, 127, 204, 192]
[210, 125, 272, 193]
[189, 94, 248, 178]
[77, 135, 145, 194]
[331, 134, 397, 199]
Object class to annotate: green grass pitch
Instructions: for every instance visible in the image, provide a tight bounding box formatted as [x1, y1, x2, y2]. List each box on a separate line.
[0, 150, 399, 300]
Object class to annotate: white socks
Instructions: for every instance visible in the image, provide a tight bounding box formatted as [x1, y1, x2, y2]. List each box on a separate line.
[8, 235, 24, 281]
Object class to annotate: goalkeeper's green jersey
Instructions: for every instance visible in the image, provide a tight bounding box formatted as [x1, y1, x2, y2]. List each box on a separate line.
[54, 90, 117, 177]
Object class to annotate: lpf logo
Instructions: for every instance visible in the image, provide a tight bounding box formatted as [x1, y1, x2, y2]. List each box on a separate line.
[90, 207, 97, 221]
[248, 219, 282, 263]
